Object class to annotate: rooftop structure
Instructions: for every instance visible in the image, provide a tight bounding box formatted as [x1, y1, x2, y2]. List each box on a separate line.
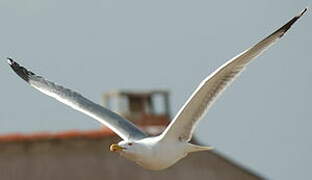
[102, 90, 170, 134]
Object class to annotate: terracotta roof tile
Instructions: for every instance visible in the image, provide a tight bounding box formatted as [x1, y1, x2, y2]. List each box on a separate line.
[0, 129, 115, 143]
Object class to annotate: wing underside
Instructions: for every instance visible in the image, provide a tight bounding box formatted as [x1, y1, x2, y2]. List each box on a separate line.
[7, 59, 148, 141]
[161, 8, 307, 142]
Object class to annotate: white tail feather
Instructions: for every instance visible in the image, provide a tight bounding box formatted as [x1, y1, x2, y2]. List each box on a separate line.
[187, 143, 213, 153]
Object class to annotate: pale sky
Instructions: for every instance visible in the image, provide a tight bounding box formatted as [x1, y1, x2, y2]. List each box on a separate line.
[0, 1, 311, 179]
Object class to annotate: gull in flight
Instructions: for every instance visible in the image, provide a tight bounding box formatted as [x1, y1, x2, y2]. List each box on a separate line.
[7, 8, 306, 170]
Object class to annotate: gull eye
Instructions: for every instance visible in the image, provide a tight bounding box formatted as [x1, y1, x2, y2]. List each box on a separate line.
[128, 143, 133, 146]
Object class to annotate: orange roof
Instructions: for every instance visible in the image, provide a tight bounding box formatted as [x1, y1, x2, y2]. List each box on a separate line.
[0, 120, 169, 143]
[0, 129, 116, 143]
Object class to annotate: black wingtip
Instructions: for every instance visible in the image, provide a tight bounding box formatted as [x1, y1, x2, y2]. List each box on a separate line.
[278, 8, 307, 37]
[7, 57, 14, 65]
[7, 58, 36, 82]
[298, 7, 308, 17]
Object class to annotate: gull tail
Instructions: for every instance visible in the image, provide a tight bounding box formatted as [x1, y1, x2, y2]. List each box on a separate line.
[187, 143, 213, 153]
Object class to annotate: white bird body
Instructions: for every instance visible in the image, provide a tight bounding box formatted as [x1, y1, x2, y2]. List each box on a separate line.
[7, 8, 306, 170]
[118, 137, 210, 170]
[120, 137, 186, 170]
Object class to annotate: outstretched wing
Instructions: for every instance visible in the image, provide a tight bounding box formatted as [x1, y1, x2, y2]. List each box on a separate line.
[161, 8, 307, 142]
[7, 59, 148, 141]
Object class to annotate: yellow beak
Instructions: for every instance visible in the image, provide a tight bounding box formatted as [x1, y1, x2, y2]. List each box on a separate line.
[110, 144, 125, 152]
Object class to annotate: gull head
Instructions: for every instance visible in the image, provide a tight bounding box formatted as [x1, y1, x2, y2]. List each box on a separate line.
[109, 139, 165, 170]
[110, 140, 152, 167]
[110, 141, 141, 156]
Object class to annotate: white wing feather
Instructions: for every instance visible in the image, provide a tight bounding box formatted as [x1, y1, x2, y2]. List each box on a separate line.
[7, 59, 148, 141]
[161, 8, 307, 142]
